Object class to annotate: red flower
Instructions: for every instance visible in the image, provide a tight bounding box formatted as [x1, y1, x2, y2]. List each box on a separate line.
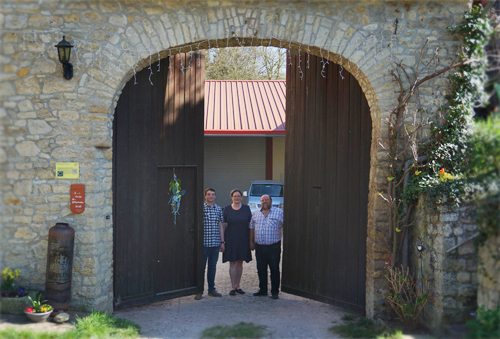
[25, 307, 34, 313]
[439, 168, 445, 175]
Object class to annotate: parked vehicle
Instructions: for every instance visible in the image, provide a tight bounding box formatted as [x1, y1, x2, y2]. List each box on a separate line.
[244, 180, 284, 212]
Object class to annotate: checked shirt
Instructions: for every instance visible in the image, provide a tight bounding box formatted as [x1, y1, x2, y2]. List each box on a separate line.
[203, 202, 224, 247]
[250, 207, 284, 245]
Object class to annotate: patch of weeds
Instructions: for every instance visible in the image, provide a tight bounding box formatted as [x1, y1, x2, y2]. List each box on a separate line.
[201, 322, 267, 339]
[67, 311, 140, 338]
[330, 318, 403, 339]
[466, 306, 500, 339]
[0, 311, 140, 339]
[341, 313, 358, 321]
[0, 329, 59, 339]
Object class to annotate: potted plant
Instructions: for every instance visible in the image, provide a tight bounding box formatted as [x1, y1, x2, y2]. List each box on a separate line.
[24, 293, 53, 323]
[0, 267, 30, 315]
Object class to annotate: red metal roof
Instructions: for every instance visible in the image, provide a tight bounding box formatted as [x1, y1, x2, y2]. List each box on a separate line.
[204, 80, 286, 135]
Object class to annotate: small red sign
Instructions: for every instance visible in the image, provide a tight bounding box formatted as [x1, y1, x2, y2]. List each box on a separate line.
[71, 184, 85, 214]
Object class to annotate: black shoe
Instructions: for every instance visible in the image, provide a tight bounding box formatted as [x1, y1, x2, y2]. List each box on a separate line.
[253, 290, 267, 296]
[229, 290, 236, 296]
[208, 290, 222, 297]
[235, 289, 245, 295]
[270, 294, 279, 300]
[194, 293, 202, 300]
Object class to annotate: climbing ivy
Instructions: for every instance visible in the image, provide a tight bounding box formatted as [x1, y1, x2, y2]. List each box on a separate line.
[407, 5, 495, 207]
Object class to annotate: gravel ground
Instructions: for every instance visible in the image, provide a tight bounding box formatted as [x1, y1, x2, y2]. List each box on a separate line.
[0, 252, 351, 338]
[115, 251, 348, 339]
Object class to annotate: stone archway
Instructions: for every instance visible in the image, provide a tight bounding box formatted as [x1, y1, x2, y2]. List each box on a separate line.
[1, 0, 469, 318]
[110, 36, 379, 313]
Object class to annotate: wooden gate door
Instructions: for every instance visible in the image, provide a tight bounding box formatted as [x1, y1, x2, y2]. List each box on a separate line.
[282, 55, 371, 313]
[113, 53, 205, 310]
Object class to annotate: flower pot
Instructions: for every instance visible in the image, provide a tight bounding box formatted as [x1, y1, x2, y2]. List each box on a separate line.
[0, 295, 30, 315]
[25, 310, 53, 323]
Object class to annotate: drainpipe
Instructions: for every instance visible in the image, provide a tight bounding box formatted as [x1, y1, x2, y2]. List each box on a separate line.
[402, 155, 428, 271]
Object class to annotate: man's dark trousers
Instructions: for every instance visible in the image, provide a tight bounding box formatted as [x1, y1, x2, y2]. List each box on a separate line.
[203, 246, 219, 292]
[255, 241, 281, 295]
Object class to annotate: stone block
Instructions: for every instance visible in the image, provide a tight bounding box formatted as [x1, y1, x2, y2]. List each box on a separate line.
[72, 122, 92, 136]
[441, 297, 457, 308]
[458, 285, 476, 297]
[4, 192, 22, 206]
[52, 147, 80, 159]
[36, 168, 54, 179]
[15, 141, 40, 157]
[458, 241, 475, 255]
[14, 181, 32, 196]
[456, 271, 470, 284]
[78, 136, 112, 148]
[58, 111, 80, 121]
[32, 240, 48, 260]
[14, 226, 36, 240]
[438, 224, 452, 237]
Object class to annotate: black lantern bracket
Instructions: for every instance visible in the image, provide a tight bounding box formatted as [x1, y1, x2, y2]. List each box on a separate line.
[55, 36, 74, 80]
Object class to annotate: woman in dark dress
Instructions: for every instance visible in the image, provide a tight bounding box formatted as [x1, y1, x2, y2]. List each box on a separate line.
[222, 189, 252, 295]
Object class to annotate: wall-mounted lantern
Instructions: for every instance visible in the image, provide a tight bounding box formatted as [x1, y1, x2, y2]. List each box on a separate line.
[55, 36, 74, 80]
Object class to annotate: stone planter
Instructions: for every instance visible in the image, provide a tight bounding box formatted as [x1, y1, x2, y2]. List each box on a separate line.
[25, 310, 53, 323]
[0, 295, 30, 315]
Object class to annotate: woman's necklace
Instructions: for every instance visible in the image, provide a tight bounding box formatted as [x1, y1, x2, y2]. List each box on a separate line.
[232, 203, 241, 210]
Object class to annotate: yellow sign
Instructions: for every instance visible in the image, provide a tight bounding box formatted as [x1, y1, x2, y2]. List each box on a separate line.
[55, 162, 79, 179]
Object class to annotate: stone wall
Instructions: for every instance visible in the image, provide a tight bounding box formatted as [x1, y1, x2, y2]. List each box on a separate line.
[0, 0, 470, 314]
[412, 198, 478, 328]
[476, 195, 500, 310]
[477, 235, 500, 310]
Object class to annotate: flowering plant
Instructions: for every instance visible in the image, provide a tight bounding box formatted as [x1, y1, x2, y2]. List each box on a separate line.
[1, 267, 27, 297]
[27, 293, 53, 313]
[439, 168, 455, 183]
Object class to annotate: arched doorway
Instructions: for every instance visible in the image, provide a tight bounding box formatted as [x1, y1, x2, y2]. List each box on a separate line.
[113, 47, 371, 312]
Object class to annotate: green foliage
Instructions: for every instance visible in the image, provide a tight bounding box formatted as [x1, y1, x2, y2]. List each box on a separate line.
[425, 5, 494, 177]
[1, 267, 20, 291]
[0, 329, 59, 339]
[466, 306, 500, 339]
[0, 311, 140, 339]
[403, 5, 495, 208]
[341, 313, 358, 321]
[384, 266, 435, 329]
[200, 322, 268, 339]
[169, 178, 181, 193]
[67, 311, 140, 339]
[28, 292, 52, 313]
[330, 318, 403, 339]
[470, 116, 500, 178]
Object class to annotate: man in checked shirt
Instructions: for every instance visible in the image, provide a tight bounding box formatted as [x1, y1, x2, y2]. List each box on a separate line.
[195, 188, 225, 300]
[250, 194, 284, 300]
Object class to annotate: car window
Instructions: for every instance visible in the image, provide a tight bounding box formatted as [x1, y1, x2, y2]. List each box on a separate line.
[249, 184, 284, 197]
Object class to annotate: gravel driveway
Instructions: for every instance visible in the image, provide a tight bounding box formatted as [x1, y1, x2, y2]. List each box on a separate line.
[115, 251, 348, 338]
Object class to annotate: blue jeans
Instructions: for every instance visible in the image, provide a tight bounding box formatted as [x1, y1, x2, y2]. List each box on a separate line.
[255, 241, 281, 295]
[204, 246, 220, 292]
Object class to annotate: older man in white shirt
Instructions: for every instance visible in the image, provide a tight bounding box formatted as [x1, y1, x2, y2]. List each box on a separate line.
[249, 194, 284, 299]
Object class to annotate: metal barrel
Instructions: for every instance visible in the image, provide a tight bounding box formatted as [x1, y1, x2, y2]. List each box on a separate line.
[45, 222, 75, 312]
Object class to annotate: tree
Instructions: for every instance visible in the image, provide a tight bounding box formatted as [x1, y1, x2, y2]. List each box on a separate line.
[206, 46, 285, 80]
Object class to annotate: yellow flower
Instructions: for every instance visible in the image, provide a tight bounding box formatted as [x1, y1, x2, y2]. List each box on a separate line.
[440, 173, 455, 182]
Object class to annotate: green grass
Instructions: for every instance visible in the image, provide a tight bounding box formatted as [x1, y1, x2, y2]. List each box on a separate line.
[0, 311, 140, 339]
[200, 322, 268, 339]
[341, 313, 358, 321]
[330, 318, 403, 339]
